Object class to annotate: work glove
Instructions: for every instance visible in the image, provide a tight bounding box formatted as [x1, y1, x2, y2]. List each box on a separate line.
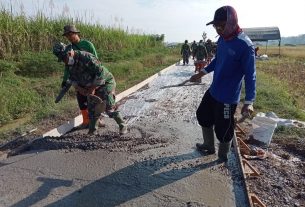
[241, 104, 254, 118]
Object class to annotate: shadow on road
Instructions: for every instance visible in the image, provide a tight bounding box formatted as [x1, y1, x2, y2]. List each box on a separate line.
[10, 177, 73, 207]
[20, 151, 219, 207]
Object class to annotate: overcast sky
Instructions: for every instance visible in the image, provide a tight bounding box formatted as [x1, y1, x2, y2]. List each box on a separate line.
[4, 0, 305, 42]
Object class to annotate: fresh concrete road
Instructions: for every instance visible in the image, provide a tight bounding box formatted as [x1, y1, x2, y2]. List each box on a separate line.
[0, 60, 248, 207]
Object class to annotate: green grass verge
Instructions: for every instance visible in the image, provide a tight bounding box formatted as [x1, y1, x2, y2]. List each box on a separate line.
[255, 71, 305, 121]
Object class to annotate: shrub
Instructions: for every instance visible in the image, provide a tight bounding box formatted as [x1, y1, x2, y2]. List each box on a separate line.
[17, 52, 62, 77]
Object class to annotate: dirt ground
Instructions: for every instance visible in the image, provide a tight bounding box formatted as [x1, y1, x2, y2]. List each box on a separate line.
[238, 121, 305, 207]
[0, 108, 79, 154]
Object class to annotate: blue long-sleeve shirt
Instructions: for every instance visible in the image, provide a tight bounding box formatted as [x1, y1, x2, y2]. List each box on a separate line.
[202, 32, 256, 104]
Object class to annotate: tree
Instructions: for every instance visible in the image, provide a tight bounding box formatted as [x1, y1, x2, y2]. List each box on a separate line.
[202, 32, 207, 43]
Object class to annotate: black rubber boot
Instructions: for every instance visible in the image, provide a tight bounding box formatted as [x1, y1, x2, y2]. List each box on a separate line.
[196, 127, 215, 154]
[218, 141, 232, 162]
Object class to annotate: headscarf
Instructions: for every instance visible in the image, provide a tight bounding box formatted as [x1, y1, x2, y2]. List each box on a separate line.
[222, 6, 242, 40]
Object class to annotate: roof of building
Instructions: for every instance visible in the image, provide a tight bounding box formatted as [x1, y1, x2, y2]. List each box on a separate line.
[242, 27, 281, 41]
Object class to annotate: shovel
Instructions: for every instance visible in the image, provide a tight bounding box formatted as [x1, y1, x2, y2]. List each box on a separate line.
[160, 79, 191, 89]
[161, 78, 205, 89]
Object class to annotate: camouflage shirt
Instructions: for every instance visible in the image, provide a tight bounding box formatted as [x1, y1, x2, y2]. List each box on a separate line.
[180, 43, 190, 55]
[67, 50, 114, 87]
[195, 44, 208, 60]
[63, 39, 98, 82]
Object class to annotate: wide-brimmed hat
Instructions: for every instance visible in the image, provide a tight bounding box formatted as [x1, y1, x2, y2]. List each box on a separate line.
[62, 25, 80, 36]
[206, 6, 228, 26]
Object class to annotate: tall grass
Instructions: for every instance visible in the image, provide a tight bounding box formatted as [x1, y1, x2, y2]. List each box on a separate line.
[0, 3, 164, 60]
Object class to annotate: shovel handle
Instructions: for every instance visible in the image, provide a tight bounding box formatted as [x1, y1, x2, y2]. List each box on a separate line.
[177, 79, 190, 86]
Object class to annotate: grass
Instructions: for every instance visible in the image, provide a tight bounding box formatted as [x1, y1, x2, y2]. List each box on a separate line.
[254, 71, 305, 120]
[275, 125, 305, 138]
[256, 46, 305, 109]
[240, 45, 305, 121]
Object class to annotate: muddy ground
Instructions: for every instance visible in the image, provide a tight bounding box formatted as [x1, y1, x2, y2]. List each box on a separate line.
[238, 121, 305, 207]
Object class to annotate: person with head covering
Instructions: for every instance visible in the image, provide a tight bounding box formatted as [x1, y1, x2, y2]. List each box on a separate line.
[190, 6, 256, 161]
[53, 43, 128, 135]
[61, 24, 106, 129]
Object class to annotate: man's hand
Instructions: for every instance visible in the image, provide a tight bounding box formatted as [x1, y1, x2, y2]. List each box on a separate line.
[190, 71, 205, 82]
[241, 104, 254, 118]
[74, 85, 96, 96]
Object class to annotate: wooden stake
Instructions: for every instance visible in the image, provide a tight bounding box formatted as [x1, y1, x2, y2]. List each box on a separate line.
[249, 193, 266, 207]
[242, 159, 260, 177]
[237, 137, 251, 155]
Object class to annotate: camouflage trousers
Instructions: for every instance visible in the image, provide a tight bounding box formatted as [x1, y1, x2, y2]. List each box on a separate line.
[88, 81, 125, 131]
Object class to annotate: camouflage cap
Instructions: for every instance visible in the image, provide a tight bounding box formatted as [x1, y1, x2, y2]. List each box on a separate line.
[53, 42, 68, 62]
[62, 24, 80, 36]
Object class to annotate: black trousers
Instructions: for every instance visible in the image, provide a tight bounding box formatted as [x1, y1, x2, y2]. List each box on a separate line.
[196, 90, 237, 143]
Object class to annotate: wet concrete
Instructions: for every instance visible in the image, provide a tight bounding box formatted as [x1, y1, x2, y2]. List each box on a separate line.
[0, 60, 248, 207]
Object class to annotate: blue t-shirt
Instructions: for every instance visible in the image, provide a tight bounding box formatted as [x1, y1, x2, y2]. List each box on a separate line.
[203, 32, 256, 104]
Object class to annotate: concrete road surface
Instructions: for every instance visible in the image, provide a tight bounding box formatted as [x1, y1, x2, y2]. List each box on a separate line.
[0, 60, 248, 207]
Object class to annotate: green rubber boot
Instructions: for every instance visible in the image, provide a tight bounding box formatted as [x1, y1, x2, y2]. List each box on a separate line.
[88, 118, 98, 135]
[196, 127, 215, 154]
[112, 112, 128, 135]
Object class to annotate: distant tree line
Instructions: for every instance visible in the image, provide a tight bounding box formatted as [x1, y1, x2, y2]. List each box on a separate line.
[281, 34, 305, 45]
[257, 34, 305, 46]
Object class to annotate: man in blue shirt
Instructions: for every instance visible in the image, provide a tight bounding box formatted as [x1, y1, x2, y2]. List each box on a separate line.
[190, 6, 256, 161]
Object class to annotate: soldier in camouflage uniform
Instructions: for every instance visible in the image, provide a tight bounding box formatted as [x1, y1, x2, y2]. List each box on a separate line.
[193, 40, 208, 73]
[180, 40, 191, 65]
[205, 39, 214, 63]
[62, 24, 106, 129]
[190, 40, 197, 60]
[53, 42, 128, 135]
[195, 40, 208, 61]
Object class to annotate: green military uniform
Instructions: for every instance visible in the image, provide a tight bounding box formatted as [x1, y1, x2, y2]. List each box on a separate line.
[195, 41, 208, 61]
[63, 39, 98, 83]
[180, 41, 191, 65]
[191, 41, 197, 60]
[65, 50, 126, 134]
